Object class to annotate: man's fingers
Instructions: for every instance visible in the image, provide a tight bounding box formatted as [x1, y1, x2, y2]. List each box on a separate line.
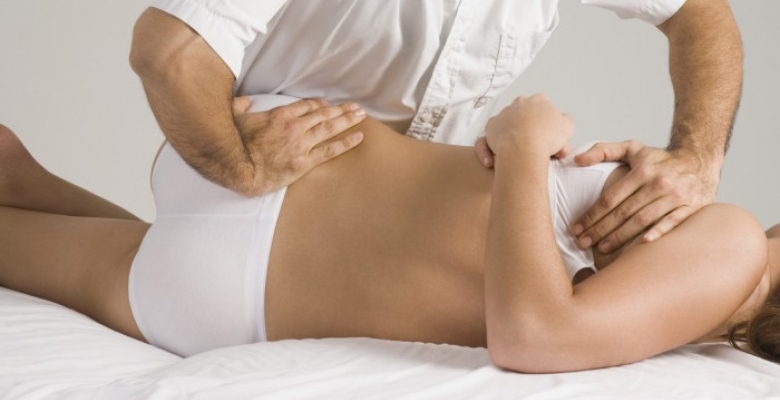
[573, 142, 618, 166]
[475, 137, 494, 168]
[577, 184, 663, 251]
[574, 140, 641, 167]
[232, 96, 251, 115]
[595, 194, 678, 253]
[554, 142, 571, 159]
[573, 168, 645, 243]
[307, 108, 367, 145]
[643, 205, 695, 243]
[272, 98, 328, 118]
[569, 144, 715, 249]
[300, 103, 363, 131]
[310, 132, 365, 165]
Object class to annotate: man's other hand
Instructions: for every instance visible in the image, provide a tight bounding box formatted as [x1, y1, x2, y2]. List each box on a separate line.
[571, 140, 719, 253]
[232, 97, 366, 196]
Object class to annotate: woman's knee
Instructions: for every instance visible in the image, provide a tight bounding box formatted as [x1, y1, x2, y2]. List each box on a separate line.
[0, 124, 33, 164]
[0, 124, 18, 149]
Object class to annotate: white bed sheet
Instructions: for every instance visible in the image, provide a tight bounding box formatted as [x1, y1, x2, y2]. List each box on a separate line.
[2, 286, 780, 400]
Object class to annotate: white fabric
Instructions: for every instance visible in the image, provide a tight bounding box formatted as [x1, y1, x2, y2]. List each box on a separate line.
[3, 286, 780, 399]
[151, 0, 686, 146]
[153, 0, 289, 77]
[582, 0, 688, 25]
[550, 143, 622, 279]
[129, 96, 296, 357]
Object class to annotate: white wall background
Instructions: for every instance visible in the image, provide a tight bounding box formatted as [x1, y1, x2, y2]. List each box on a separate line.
[0, 1, 778, 227]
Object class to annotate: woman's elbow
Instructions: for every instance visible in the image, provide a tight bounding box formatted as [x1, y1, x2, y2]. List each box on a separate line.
[487, 321, 578, 374]
[488, 339, 576, 374]
[487, 312, 621, 373]
[489, 336, 627, 374]
[488, 341, 538, 373]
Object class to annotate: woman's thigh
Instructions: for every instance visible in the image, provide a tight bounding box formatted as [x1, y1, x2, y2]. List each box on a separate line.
[0, 206, 149, 341]
[0, 124, 141, 220]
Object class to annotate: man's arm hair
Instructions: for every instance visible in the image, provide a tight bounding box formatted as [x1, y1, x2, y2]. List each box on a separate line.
[658, 0, 743, 165]
[130, 7, 257, 195]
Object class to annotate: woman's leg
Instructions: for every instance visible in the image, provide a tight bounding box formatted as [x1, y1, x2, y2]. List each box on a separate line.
[0, 124, 148, 340]
[0, 124, 140, 220]
[0, 205, 149, 341]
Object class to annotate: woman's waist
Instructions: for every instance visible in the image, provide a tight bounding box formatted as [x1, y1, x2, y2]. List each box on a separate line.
[151, 142, 288, 218]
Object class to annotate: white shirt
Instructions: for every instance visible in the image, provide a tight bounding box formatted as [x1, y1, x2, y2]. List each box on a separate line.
[152, 0, 686, 146]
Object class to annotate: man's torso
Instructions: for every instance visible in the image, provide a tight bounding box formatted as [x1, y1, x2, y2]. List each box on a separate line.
[235, 0, 559, 145]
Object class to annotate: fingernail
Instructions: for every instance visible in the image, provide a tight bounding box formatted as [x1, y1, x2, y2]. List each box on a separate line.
[354, 108, 366, 117]
[572, 224, 583, 235]
[644, 232, 658, 242]
[349, 103, 361, 111]
[482, 157, 490, 167]
[322, 99, 330, 106]
[352, 131, 364, 141]
[579, 237, 592, 249]
[598, 241, 611, 253]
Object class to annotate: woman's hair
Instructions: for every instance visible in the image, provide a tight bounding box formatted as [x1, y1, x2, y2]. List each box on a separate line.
[727, 299, 780, 362]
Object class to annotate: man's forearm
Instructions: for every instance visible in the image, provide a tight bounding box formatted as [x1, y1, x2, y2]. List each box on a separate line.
[659, 0, 743, 169]
[570, 0, 743, 250]
[130, 8, 255, 194]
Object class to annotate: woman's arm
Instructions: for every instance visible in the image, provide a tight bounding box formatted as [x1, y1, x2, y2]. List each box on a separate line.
[483, 95, 581, 371]
[483, 96, 767, 373]
[484, 143, 576, 369]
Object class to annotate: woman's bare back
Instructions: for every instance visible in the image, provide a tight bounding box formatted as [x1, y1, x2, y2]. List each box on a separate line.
[265, 119, 495, 347]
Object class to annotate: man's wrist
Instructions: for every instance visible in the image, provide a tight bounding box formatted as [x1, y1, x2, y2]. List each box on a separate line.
[212, 133, 261, 197]
[668, 145, 724, 179]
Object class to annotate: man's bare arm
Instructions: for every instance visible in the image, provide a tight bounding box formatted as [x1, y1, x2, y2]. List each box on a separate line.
[572, 0, 743, 252]
[661, 0, 742, 162]
[130, 8, 365, 196]
[130, 8, 254, 193]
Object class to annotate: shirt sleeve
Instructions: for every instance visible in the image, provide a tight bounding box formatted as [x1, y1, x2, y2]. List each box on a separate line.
[152, 0, 289, 77]
[579, 0, 688, 26]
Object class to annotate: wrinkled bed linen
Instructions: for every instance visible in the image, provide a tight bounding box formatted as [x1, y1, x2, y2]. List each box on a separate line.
[2, 287, 780, 400]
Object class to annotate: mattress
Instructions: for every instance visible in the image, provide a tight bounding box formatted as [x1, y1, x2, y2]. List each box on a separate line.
[2, 286, 780, 399]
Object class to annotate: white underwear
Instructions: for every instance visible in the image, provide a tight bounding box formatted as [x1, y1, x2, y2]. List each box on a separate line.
[128, 94, 621, 357]
[128, 95, 299, 357]
[549, 144, 622, 279]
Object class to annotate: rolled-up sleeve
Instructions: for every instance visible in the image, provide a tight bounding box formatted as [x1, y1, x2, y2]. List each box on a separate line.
[580, 0, 688, 26]
[152, 0, 289, 77]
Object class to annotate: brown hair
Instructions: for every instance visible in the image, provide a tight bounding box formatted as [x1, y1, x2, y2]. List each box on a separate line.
[727, 299, 780, 362]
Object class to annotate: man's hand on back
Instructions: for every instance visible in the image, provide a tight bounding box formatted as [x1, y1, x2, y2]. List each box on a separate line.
[572, 140, 719, 253]
[231, 96, 366, 196]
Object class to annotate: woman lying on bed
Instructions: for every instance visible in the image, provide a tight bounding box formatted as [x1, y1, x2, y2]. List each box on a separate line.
[0, 94, 778, 373]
